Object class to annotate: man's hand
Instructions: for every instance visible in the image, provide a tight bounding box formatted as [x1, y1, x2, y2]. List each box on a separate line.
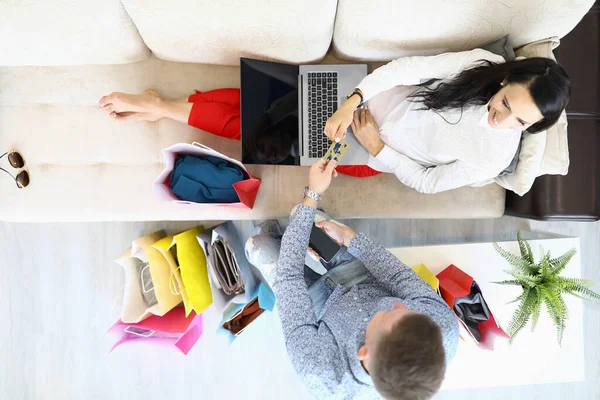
[315, 220, 357, 247]
[308, 158, 338, 194]
[351, 107, 385, 157]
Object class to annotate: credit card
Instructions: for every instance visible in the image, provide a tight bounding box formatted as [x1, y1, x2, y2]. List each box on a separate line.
[324, 139, 349, 164]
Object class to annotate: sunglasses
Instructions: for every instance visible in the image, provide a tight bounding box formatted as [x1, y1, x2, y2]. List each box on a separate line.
[0, 151, 30, 188]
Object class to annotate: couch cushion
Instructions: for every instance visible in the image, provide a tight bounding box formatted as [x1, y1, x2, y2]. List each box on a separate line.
[515, 38, 570, 176]
[0, 0, 150, 66]
[120, 0, 337, 66]
[333, 0, 594, 61]
[0, 57, 505, 222]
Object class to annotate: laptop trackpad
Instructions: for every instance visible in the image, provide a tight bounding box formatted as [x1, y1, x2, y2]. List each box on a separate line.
[339, 129, 370, 165]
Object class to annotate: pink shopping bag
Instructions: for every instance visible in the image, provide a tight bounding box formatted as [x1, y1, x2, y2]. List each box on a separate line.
[154, 142, 261, 209]
[108, 307, 203, 355]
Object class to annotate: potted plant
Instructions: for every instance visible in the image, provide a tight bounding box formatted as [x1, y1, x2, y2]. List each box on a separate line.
[493, 233, 600, 345]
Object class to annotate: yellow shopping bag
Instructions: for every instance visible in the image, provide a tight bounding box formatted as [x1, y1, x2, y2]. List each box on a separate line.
[115, 230, 183, 323]
[411, 264, 440, 294]
[145, 241, 185, 318]
[152, 227, 213, 316]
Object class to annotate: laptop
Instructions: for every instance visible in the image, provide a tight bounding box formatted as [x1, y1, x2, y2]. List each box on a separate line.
[240, 58, 369, 166]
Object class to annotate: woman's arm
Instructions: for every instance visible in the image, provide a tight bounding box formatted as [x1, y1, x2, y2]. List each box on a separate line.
[352, 107, 494, 194]
[357, 49, 505, 102]
[373, 144, 487, 194]
[325, 49, 504, 142]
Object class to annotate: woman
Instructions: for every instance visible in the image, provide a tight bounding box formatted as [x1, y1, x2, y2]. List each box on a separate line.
[325, 49, 571, 193]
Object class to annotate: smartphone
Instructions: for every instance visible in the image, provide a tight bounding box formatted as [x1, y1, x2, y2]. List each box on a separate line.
[309, 224, 342, 263]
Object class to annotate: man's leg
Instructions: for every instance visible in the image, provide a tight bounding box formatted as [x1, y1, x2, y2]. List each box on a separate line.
[245, 220, 283, 285]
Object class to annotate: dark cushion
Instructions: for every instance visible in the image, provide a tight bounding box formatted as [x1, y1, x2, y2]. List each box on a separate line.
[554, 4, 600, 117]
[505, 118, 600, 220]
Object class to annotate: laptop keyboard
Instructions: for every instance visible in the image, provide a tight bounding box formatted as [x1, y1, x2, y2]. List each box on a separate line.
[307, 72, 338, 158]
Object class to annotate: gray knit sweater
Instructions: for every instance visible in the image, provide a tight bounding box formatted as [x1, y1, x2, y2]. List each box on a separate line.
[273, 205, 459, 400]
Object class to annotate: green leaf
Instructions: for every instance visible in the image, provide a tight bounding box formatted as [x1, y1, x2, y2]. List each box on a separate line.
[493, 241, 536, 273]
[560, 289, 586, 300]
[557, 276, 595, 288]
[517, 232, 534, 264]
[530, 286, 544, 330]
[492, 279, 523, 286]
[549, 248, 576, 275]
[563, 285, 600, 301]
[506, 292, 526, 305]
[506, 270, 542, 288]
[507, 288, 538, 342]
[544, 290, 568, 345]
[539, 246, 551, 280]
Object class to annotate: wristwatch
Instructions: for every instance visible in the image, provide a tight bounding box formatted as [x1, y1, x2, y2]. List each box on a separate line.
[302, 186, 322, 202]
[346, 89, 364, 108]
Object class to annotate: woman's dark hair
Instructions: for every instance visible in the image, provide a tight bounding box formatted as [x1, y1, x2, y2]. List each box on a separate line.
[412, 57, 571, 133]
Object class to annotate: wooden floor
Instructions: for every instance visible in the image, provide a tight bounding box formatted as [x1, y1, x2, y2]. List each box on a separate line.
[1, 216, 598, 400]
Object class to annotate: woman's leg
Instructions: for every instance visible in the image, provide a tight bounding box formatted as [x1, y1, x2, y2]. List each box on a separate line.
[99, 89, 192, 123]
[187, 89, 241, 140]
[188, 88, 240, 108]
[99, 88, 241, 140]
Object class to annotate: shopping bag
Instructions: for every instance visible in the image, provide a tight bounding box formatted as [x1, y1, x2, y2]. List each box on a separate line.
[197, 221, 275, 343]
[197, 222, 264, 310]
[115, 230, 182, 324]
[108, 307, 203, 355]
[217, 281, 275, 344]
[437, 264, 509, 350]
[411, 263, 440, 294]
[154, 142, 261, 208]
[151, 226, 213, 317]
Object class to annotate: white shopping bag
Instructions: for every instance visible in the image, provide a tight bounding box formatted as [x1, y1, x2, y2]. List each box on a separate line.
[154, 142, 261, 208]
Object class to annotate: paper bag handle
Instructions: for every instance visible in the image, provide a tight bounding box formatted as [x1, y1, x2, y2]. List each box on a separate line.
[192, 142, 216, 152]
[169, 266, 183, 295]
[140, 265, 155, 294]
[124, 326, 156, 337]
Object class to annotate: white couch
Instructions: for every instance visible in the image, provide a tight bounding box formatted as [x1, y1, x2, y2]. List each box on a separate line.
[0, 0, 594, 222]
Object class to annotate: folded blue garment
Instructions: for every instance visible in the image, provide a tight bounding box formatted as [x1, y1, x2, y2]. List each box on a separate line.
[169, 155, 245, 203]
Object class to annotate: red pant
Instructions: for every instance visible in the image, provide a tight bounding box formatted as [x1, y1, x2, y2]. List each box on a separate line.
[187, 88, 381, 178]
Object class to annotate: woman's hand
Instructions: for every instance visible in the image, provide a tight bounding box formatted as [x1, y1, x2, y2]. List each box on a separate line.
[315, 220, 357, 247]
[351, 107, 385, 157]
[308, 158, 338, 194]
[324, 94, 362, 143]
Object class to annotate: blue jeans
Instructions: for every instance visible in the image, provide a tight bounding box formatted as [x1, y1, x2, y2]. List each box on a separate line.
[245, 208, 369, 317]
[307, 254, 369, 317]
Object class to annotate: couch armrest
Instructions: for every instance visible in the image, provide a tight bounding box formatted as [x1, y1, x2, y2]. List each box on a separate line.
[505, 2, 600, 221]
[505, 119, 600, 221]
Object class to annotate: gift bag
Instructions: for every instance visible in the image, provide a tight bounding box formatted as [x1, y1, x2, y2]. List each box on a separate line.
[197, 221, 275, 343]
[115, 230, 182, 324]
[437, 264, 509, 350]
[411, 263, 440, 295]
[150, 226, 213, 317]
[108, 307, 203, 355]
[218, 281, 275, 343]
[154, 142, 261, 208]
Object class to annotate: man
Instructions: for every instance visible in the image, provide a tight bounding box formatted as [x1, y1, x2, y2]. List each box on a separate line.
[246, 159, 459, 399]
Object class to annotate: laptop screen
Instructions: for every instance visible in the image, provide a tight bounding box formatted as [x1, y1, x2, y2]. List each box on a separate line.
[240, 58, 300, 165]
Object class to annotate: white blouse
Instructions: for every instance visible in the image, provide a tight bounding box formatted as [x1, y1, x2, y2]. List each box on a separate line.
[357, 49, 522, 194]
